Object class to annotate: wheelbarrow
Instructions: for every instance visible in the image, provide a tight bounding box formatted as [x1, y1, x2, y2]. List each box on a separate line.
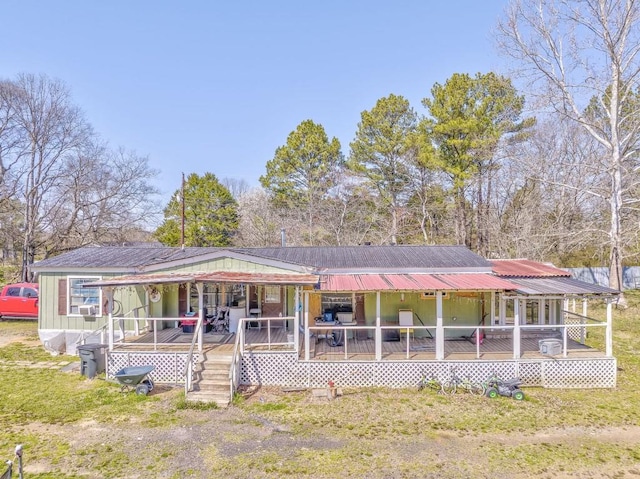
[114, 365, 155, 395]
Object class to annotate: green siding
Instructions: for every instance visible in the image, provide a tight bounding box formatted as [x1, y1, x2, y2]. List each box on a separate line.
[39, 272, 146, 331]
[38, 256, 307, 331]
[362, 292, 484, 338]
[158, 257, 303, 274]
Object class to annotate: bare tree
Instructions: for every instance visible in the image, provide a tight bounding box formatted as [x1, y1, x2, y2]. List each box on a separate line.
[0, 74, 160, 276]
[492, 117, 605, 262]
[497, 0, 640, 299]
[11, 74, 93, 279]
[42, 145, 160, 256]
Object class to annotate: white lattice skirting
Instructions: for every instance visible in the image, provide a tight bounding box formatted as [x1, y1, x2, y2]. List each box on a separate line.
[240, 353, 617, 389]
[107, 351, 199, 384]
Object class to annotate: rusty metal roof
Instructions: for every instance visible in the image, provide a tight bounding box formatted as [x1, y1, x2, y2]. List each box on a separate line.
[490, 259, 571, 277]
[319, 273, 519, 292]
[85, 271, 319, 287]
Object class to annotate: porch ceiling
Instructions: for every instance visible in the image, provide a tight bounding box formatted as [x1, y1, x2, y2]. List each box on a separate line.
[84, 271, 319, 287]
[319, 273, 519, 292]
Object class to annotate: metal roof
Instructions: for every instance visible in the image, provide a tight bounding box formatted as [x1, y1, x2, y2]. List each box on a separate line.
[32, 244, 492, 273]
[490, 259, 570, 277]
[505, 277, 620, 295]
[319, 273, 519, 292]
[85, 271, 319, 288]
[32, 246, 222, 270]
[233, 245, 491, 271]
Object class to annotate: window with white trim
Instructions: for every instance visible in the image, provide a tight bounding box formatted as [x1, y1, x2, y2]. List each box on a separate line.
[68, 276, 102, 316]
[264, 285, 281, 303]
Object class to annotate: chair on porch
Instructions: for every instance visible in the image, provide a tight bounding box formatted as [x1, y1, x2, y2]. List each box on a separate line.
[399, 309, 415, 340]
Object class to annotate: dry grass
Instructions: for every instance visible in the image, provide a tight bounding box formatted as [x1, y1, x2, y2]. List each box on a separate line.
[1, 294, 640, 478]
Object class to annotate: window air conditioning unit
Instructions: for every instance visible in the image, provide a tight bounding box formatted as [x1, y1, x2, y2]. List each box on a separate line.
[421, 291, 448, 300]
[78, 305, 96, 316]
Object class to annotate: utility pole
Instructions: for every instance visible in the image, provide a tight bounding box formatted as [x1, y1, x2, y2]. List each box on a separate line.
[181, 172, 185, 249]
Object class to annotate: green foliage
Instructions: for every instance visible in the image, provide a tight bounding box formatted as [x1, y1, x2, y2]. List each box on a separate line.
[422, 72, 532, 186]
[348, 94, 419, 243]
[154, 172, 239, 247]
[260, 119, 344, 209]
[349, 94, 417, 202]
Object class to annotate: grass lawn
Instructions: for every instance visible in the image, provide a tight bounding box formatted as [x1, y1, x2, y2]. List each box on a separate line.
[1, 292, 640, 478]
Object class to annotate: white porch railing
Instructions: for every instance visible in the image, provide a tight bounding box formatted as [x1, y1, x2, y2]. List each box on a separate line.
[183, 314, 204, 395]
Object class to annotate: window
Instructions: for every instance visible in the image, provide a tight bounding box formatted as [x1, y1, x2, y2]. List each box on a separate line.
[68, 276, 102, 316]
[6, 287, 20, 297]
[22, 287, 37, 298]
[264, 286, 281, 303]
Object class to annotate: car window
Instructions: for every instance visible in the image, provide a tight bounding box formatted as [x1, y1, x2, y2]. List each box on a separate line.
[22, 288, 38, 298]
[6, 287, 20, 297]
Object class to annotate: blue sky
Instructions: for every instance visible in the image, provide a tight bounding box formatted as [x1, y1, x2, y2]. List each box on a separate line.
[1, 1, 509, 202]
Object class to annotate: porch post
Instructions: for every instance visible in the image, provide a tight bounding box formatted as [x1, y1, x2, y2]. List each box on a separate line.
[106, 287, 114, 350]
[197, 283, 203, 353]
[549, 299, 556, 325]
[294, 286, 300, 351]
[499, 295, 506, 326]
[375, 291, 381, 361]
[436, 291, 444, 360]
[582, 298, 588, 318]
[304, 291, 310, 361]
[538, 298, 545, 325]
[513, 298, 521, 358]
[606, 299, 613, 357]
[490, 291, 496, 326]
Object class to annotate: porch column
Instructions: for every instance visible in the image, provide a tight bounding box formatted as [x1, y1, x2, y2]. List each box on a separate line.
[375, 291, 381, 361]
[549, 299, 557, 325]
[197, 283, 203, 353]
[513, 298, 521, 358]
[304, 291, 310, 361]
[436, 291, 444, 360]
[606, 299, 613, 357]
[294, 286, 300, 351]
[106, 287, 114, 350]
[490, 292, 496, 326]
[538, 298, 545, 325]
[582, 298, 588, 318]
[499, 296, 506, 326]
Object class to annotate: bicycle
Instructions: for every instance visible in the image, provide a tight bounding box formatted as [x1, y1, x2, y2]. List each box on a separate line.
[417, 370, 445, 394]
[441, 367, 485, 395]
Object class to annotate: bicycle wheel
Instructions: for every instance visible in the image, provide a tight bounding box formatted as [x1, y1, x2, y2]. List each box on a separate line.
[441, 380, 456, 395]
[428, 380, 442, 393]
[469, 382, 485, 396]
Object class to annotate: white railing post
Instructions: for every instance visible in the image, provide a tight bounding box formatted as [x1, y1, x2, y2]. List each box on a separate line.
[606, 299, 613, 357]
[375, 292, 382, 360]
[304, 291, 310, 361]
[197, 283, 204, 353]
[513, 298, 521, 358]
[107, 288, 114, 351]
[294, 286, 300, 352]
[436, 292, 444, 360]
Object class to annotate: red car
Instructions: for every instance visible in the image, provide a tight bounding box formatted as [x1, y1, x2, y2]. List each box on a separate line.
[0, 283, 39, 319]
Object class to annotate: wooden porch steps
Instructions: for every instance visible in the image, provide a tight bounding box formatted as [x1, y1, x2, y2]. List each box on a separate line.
[186, 350, 233, 408]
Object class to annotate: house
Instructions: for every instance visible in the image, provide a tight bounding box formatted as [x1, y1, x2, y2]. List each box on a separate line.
[31, 244, 619, 406]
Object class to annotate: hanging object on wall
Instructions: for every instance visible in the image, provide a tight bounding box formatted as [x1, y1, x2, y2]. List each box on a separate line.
[149, 287, 162, 303]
